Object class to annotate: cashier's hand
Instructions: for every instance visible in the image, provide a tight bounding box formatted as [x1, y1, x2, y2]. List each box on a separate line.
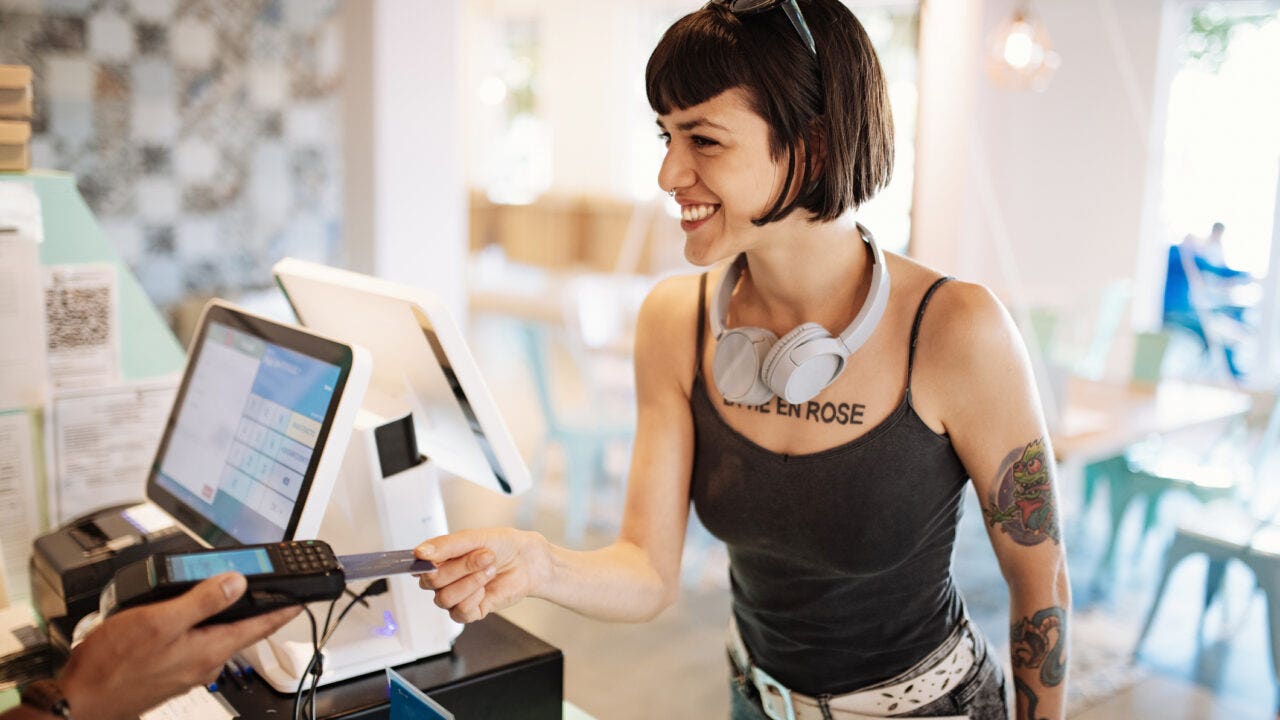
[56, 572, 300, 720]
[415, 528, 550, 623]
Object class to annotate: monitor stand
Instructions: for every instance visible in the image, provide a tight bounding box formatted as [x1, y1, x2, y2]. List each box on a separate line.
[241, 409, 463, 692]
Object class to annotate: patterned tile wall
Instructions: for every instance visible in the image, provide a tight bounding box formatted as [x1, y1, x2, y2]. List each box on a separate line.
[0, 0, 343, 309]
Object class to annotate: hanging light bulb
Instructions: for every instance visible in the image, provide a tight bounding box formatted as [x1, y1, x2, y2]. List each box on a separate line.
[987, 3, 1061, 92]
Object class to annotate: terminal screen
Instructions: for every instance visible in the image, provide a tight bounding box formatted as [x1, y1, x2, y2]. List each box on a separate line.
[154, 321, 341, 544]
[167, 547, 275, 582]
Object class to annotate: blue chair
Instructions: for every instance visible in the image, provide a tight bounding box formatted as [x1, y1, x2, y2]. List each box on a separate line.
[515, 320, 634, 546]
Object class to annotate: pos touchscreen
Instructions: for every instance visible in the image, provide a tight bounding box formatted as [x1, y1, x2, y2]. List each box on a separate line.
[146, 301, 367, 547]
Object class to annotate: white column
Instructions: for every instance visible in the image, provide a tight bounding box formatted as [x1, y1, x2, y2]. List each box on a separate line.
[1130, 0, 1183, 331]
[910, 0, 983, 278]
[341, 0, 468, 322]
[1261, 159, 1280, 381]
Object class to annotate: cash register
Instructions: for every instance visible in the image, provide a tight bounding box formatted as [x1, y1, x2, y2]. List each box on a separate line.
[31, 268, 561, 718]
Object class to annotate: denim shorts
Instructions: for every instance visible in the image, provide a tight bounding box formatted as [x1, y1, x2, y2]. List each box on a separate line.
[729, 624, 1009, 720]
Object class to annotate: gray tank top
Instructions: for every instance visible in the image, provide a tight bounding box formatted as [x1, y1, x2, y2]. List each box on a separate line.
[689, 274, 968, 696]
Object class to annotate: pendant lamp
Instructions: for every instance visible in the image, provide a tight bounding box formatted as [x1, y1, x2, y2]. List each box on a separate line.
[987, 3, 1061, 92]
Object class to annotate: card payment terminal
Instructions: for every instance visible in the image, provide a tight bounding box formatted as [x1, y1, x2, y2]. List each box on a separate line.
[99, 540, 346, 625]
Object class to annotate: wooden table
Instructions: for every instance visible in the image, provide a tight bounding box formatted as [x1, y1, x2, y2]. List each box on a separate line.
[1051, 377, 1253, 463]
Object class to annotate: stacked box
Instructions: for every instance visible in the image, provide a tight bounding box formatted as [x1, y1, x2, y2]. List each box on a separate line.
[0, 65, 33, 172]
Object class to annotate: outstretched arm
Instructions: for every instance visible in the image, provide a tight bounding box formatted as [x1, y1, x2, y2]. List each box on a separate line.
[415, 274, 704, 623]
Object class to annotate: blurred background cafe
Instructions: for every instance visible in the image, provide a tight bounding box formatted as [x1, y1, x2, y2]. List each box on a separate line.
[1, 0, 1280, 718]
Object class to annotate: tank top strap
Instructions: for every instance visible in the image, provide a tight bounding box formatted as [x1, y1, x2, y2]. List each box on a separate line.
[907, 276, 954, 389]
[695, 272, 708, 381]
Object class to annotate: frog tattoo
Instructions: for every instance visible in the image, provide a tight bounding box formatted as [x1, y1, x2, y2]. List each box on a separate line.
[984, 438, 1060, 546]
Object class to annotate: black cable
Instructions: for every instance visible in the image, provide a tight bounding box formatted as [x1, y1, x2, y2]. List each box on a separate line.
[304, 591, 340, 717]
[322, 596, 339, 638]
[320, 579, 389, 647]
[310, 667, 320, 720]
[291, 604, 319, 720]
[321, 589, 374, 647]
[294, 580, 391, 720]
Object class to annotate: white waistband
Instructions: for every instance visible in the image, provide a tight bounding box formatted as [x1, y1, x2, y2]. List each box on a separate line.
[727, 616, 975, 720]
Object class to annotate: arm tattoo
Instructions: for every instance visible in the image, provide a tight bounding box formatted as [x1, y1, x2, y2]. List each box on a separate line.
[1011, 606, 1067, 687]
[983, 438, 1061, 545]
[1014, 677, 1049, 720]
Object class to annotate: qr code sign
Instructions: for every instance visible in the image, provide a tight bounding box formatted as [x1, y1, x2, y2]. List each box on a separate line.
[46, 286, 112, 350]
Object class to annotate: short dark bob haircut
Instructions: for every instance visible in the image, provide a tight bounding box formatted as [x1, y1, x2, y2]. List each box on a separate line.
[646, 0, 894, 225]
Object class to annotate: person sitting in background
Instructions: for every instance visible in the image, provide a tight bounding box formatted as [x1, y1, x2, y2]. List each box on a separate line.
[6, 572, 297, 720]
[1196, 222, 1231, 267]
[1162, 222, 1255, 378]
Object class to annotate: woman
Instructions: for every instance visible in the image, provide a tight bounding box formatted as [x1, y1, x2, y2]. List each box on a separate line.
[416, 2, 1070, 718]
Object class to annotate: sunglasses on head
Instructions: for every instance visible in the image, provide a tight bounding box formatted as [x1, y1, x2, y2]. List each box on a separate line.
[712, 0, 818, 58]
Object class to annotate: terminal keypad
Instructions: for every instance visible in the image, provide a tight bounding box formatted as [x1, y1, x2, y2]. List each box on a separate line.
[275, 540, 338, 575]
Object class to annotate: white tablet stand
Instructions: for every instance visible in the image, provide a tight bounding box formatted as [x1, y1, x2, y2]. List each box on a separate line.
[242, 259, 532, 692]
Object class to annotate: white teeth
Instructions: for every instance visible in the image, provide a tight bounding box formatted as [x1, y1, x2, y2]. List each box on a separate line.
[681, 204, 719, 222]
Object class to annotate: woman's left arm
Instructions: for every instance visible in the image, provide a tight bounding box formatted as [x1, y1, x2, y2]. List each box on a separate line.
[922, 282, 1070, 720]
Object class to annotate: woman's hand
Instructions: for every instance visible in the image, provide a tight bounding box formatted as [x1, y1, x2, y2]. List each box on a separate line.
[415, 528, 551, 623]
[58, 572, 300, 720]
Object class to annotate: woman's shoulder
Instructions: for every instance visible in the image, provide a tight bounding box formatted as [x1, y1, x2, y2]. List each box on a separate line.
[638, 270, 711, 329]
[635, 270, 718, 394]
[885, 254, 1017, 371]
[885, 254, 1005, 329]
[890, 254, 1018, 381]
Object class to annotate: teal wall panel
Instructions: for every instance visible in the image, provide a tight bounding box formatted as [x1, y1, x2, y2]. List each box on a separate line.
[1, 170, 184, 380]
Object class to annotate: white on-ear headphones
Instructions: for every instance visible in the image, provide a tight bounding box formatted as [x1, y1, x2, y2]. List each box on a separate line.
[710, 223, 891, 406]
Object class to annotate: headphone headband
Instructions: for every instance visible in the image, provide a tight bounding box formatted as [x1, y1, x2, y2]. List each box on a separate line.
[710, 223, 888, 350]
[708, 224, 891, 405]
[836, 223, 889, 354]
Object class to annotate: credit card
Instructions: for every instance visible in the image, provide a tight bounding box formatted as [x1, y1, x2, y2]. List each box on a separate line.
[338, 550, 437, 581]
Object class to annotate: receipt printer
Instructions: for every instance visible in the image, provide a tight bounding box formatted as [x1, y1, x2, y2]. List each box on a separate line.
[30, 503, 199, 652]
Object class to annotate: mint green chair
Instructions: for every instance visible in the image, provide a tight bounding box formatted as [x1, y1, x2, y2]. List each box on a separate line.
[1084, 330, 1248, 593]
[1134, 387, 1280, 711]
[516, 321, 634, 546]
[1088, 436, 1240, 593]
[1028, 306, 1061, 363]
[1130, 331, 1172, 386]
[1081, 331, 1175, 515]
[1075, 279, 1132, 380]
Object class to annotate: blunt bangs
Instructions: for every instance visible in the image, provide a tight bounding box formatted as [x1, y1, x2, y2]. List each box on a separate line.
[645, 11, 756, 116]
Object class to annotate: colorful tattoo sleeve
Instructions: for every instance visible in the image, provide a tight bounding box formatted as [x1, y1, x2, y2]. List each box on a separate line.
[1011, 605, 1067, 720]
[1010, 606, 1067, 687]
[983, 438, 1061, 545]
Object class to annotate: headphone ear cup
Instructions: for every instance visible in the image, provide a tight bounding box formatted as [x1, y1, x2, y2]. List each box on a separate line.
[763, 323, 847, 404]
[713, 326, 778, 406]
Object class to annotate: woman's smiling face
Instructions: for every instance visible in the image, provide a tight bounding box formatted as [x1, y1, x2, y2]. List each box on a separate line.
[656, 88, 796, 266]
